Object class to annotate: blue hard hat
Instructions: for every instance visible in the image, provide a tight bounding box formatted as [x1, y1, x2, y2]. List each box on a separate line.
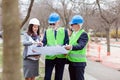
[69, 15, 84, 24]
[48, 13, 60, 23]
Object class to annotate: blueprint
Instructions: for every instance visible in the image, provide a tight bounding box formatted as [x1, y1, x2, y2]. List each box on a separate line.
[27, 46, 68, 56]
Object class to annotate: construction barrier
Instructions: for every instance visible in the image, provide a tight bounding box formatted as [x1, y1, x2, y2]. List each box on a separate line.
[96, 44, 102, 62]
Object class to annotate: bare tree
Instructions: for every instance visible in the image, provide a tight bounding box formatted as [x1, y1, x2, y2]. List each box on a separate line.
[96, 0, 120, 56]
[2, 0, 21, 80]
[70, 0, 98, 31]
[113, 0, 120, 41]
[115, 18, 120, 40]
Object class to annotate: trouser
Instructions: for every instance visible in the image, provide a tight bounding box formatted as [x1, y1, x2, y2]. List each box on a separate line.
[69, 65, 85, 80]
[44, 58, 66, 80]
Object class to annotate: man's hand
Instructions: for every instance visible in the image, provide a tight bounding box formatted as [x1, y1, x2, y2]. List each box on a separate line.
[64, 45, 72, 50]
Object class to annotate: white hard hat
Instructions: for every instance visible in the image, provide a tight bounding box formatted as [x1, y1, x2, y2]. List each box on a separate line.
[29, 18, 40, 25]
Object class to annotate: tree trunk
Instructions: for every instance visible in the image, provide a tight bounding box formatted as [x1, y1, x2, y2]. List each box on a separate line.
[2, 0, 21, 80]
[115, 20, 119, 41]
[115, 26, 118, 41]
[106, 27, 110, 56]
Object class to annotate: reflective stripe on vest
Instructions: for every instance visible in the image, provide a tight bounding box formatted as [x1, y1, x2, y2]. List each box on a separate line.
[46, 27, 65, 59]
[69, 53, 86, 58]
[67, 29, 88, 62]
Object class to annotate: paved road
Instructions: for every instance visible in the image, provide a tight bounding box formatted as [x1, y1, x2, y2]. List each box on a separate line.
[63, 64, 98, 80]
[86, 59, 120, 80]
[63, 59, 120, 80]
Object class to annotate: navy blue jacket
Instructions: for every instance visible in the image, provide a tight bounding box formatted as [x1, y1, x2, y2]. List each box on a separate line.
[72, 32, 88, 50]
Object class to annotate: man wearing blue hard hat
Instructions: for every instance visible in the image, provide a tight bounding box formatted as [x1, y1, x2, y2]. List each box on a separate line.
[64, 15, 89, 80]
[42, 12, 69, 80]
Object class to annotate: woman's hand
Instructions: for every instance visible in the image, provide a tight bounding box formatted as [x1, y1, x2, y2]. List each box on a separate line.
[38, 41, 43, 46]
[34, 55, 40, 59]
[33, 41, 43, 46]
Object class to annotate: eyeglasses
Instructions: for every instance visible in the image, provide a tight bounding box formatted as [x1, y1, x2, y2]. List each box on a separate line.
[49, 23, 55, 25]
[71, 24, 78, 26]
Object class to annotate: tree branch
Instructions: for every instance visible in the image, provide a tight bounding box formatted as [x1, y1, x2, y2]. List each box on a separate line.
[20, 0, 34, 28]
[96, 0, 109, 24]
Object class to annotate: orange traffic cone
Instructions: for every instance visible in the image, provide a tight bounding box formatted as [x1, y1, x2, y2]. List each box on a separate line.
[96, 45, 102, 62]
[107, 52, 110, 56]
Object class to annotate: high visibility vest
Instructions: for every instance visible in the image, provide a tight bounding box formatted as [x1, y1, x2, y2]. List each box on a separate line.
[46, 27, 66, 59]
[67, 29, 88, 62]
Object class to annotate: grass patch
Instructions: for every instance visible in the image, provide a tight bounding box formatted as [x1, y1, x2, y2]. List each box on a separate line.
[0, 52, 2, 68]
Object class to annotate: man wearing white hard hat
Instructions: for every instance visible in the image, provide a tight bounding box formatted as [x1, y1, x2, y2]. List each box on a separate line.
[64, 15, 89, 80]
[22, 18, 42, 80]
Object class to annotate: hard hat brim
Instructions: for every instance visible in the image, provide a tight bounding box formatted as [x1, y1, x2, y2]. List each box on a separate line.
[48, 21, 58, 24]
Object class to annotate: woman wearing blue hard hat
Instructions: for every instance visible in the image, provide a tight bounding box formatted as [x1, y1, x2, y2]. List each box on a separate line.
[64, 15, 89, 80]
[42, 12, 69, 80]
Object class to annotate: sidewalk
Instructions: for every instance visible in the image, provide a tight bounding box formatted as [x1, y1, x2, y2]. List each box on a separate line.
[87, 41, 120, 70]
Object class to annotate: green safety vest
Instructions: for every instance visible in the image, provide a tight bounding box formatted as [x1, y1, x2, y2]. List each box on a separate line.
[46, 27, 66, 59]
[67, 29, 88, 62]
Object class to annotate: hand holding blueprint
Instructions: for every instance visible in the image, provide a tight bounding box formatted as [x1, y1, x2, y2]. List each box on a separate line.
[27, 46, 68, 56]
[27, 44, 39, 56]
